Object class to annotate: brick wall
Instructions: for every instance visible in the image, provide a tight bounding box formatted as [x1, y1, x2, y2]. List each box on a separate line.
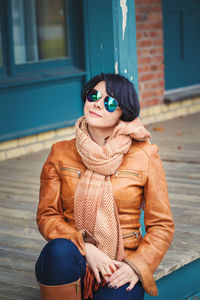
[135, 0, 165, 108]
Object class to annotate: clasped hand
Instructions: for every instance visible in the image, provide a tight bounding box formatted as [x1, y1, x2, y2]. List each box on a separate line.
[85, 243, 139, 291]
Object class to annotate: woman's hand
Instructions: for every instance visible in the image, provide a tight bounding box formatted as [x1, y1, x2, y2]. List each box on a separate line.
[107, 261, 139, 291]
[84, 243, 118, 284]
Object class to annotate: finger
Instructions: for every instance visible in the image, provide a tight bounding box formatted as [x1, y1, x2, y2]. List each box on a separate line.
[126, 281, 136, 292]
[109, 263, 118, 274]
[112, 260, 122, 268]
[101, 265, 111, 281]
[104, 264, 113, 275]
[108, 267, 123, 283]
[102, 263, 118, 280]
[93, 268, 101, 284]
[109, 274, 128, 289]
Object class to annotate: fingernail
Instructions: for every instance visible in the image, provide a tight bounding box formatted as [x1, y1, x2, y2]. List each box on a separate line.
[114, 285, 117, 289]
[98, 281, 101, 285]
[127, 288, 130, 292]
[107, 281, 110, 285]
[108, 284, 112, 288]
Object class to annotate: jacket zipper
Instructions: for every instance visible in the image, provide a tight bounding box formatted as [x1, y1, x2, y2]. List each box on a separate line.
[115, 170, 140, 178]
[60, 167, 81, 178]
[123, 231, 139, 239]
[75, 280, 79, 299]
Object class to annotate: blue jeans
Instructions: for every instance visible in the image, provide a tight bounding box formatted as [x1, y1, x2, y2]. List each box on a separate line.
[35, 238, 144, 300]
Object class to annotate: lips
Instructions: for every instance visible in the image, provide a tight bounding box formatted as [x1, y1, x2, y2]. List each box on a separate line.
[89, 111, 101, 117]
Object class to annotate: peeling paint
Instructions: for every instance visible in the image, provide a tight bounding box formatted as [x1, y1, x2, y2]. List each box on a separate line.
[120, 0, 128, 40]
[100, 44, 103, 51]
[115, 61, 119, 74]
[124, 68, 127, 74]
[130, 76, 133, 81]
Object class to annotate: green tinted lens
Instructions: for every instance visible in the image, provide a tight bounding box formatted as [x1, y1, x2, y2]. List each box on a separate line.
[87, 89, 101, 102]
[104, 97, 118, 112]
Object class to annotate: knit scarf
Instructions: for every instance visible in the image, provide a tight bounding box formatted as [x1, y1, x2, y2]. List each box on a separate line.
[74, 116, 151, 299]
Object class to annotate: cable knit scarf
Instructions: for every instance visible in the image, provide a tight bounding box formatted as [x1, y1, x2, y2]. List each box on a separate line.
[74, 116, 151, 299]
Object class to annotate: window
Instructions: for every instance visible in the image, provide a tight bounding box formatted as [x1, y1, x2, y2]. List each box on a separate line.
[0, 0, 85, 83]
[12, 0, 69, 65]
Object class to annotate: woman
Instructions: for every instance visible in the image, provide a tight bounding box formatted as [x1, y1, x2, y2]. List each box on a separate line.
[35, 73, 175, 300]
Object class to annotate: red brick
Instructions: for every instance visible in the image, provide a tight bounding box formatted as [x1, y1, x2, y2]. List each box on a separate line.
[148, 13, 162, 22]
[143, 79, 164, 90]
[156, 47, 163, 53]
[149, 99, 161, 106]
[141, 91, 157, 99]
[155, 89, 164, 96]
[137, 57, 152, 65]
[149, 48, 157, 55]
[140, 73, 155, 81]
[137, 0, 151, 5]
[150, 6, 162, 13]
[149, 47, 163, 54]
[139, 40, 153, 47]
[136, 32, 142, 39]
[150, 65, 158, 71]
[136, 15, 142, 22]
[152, 22, 163, 29]
[143, 31, 149, 37]
[153, 72, 164, 79]
[153, 39, 163, 46]
[151, 55, 163, 64]
[150, 30, 162, 38]
[136, 23, 152, 31]
[136, 7, 151, 14]
[138, 65, 151, 73]
[140, 98, 161, 108]
[137, 49, 150, 56]
[149, 0, 162, 4]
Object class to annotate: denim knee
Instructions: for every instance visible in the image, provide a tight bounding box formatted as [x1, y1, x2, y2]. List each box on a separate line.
[35, 238, 86, 285]
[43, 238, 80, 262]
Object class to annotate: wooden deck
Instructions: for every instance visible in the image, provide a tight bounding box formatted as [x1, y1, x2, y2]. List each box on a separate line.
[0, 112, 200, 299]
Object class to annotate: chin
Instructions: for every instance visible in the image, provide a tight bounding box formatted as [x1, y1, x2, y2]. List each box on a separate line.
[85, 117, 104, 128]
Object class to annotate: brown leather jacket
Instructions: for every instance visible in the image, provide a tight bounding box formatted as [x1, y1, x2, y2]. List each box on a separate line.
[36, 138, 175, 296]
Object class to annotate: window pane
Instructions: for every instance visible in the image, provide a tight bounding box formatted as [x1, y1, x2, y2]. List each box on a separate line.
[12, 0, 69, 65]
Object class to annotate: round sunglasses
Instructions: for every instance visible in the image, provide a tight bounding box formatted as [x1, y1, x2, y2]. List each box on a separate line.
[86, 88, 119, 112]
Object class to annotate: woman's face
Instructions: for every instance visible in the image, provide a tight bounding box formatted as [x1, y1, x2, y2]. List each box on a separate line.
[84, 81, 122, 130]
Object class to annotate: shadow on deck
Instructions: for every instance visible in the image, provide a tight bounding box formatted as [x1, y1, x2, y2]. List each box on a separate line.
[0, 112, 200, 300]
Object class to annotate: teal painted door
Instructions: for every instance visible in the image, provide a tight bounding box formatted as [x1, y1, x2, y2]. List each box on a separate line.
[162, 0, 200, 90]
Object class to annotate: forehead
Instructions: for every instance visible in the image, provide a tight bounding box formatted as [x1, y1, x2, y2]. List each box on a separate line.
[94, 81, 107, 94]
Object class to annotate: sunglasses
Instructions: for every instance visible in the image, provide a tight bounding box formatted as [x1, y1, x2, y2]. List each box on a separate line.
[86, 88, 119, 112]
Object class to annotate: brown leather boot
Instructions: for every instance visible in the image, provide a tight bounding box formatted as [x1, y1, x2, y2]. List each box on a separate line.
[39, 278, 81, 300]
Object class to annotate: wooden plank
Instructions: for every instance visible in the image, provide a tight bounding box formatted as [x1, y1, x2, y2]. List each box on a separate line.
[0, 247, 40, 262]
[0, 207, 36, 219]
[0, 186, 38, 197]
[0, 268, 39, 289]
[0, 281, 40, 300]
[0, 191, 36, 203]
[0, 199, 37, 211]
[168, 192, 200, 202]
[0, 215, 39, 229]
[0, 223, 43, 241]
[0, 233, 46, 252]
[0, 175, 39, 185]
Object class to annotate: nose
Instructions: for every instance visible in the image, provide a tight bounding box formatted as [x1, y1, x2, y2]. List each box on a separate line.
[93, 97, 104, 110]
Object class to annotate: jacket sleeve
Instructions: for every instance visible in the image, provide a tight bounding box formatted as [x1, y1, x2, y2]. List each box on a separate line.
[124, 145, 175, 296]
[36, 145, 86, 256]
